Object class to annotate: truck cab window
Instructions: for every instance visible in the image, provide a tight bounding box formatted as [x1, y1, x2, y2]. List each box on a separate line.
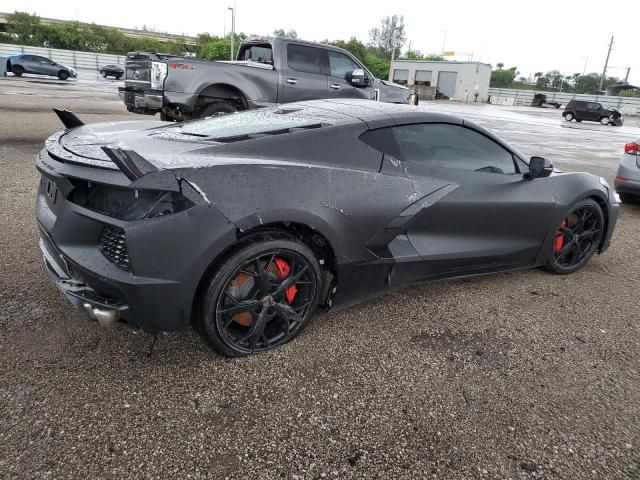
[287, 44, 322, 74]
[239, 44, 273, 65]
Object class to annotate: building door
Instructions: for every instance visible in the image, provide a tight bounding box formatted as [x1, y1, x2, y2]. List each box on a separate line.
[437, 71, 457, 98]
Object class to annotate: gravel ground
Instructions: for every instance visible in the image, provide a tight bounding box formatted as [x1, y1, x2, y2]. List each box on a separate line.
[1, 78, 640, 479]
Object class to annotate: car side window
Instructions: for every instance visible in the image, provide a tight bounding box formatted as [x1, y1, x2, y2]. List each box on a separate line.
[287, 44, 323, 74]
[588, 102, 600, 110]
[328, 51, 359, 80]
[393, 123, 517, 174]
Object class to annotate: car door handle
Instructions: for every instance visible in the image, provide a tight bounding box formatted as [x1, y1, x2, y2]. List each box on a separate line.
[286, 78, 297, 84]
[330, 83, 341, 90]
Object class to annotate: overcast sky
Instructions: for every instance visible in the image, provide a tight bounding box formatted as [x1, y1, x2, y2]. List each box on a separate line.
[5, 0, 640, 84]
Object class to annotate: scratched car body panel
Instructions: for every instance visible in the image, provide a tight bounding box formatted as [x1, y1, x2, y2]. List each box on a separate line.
[36, 99, 619, 356]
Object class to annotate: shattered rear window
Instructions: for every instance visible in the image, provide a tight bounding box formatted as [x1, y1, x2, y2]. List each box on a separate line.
[174, 107, 330, 141]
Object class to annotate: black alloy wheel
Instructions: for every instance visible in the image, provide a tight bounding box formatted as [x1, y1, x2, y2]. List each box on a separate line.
[200, 235, 321, 356]
[545, 199, 604, 274]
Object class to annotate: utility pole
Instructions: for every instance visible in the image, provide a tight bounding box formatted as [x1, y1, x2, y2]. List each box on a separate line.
[599, 35, 614, 90]
[624, 67, 630, 83]
[228, 6, 235, 61]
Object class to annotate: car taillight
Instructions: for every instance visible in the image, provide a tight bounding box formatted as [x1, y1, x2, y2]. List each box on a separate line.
[624, 142, 640, 155]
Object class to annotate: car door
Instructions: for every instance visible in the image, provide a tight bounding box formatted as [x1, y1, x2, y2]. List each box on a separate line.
[586, 102, 602, 121]
[326, 50, 373, 100]
[391, 123, 557, 273]
[19, 55, 37, 74]
[278, 43, 328, 103]
[32, 56, 55, 76]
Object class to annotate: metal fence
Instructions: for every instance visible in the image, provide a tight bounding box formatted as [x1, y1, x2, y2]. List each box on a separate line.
[0, 43, 126, 71]
[488, 87, 640, 116]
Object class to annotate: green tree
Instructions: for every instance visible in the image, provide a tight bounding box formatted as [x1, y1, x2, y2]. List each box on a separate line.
[368, 15, 406, 58]
[6, 11, 42, 45]
[200, 38, 231, 61]
[273, 28, 298, 38]
[490, 66, 517, 87]
[327, 37, 368, 62]
[400, 50, 444, 61]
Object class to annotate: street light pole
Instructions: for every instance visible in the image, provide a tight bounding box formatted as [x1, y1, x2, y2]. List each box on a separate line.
[228, 6, 235, 61]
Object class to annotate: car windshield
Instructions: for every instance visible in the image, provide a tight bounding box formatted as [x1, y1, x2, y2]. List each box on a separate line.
[175, 107, 329, 140]
[601, 103, 612, 110]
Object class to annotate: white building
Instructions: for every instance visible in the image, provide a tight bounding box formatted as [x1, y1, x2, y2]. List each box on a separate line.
[390, 60, 492, 102]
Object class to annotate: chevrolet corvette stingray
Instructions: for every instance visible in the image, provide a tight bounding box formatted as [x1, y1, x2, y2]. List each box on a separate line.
[36, 100, 619, 356]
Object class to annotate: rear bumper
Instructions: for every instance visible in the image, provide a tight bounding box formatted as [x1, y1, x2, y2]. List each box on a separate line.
[119, 87, 162, 114]
[36, 148, 238, 333]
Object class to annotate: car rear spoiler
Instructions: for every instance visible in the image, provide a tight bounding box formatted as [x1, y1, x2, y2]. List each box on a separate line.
[53, 108, 84, 129]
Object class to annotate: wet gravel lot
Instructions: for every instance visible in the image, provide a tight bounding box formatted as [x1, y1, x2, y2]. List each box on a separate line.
[1, 76, 640, 479]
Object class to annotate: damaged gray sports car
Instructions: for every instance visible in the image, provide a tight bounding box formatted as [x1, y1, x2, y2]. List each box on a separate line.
[37, 100, 619, 356]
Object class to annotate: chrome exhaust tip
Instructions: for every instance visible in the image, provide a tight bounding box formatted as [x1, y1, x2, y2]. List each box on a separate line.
[83, 302, 120, 327]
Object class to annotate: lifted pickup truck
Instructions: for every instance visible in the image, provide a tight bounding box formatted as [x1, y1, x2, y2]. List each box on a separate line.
[119, 36, 411, 121]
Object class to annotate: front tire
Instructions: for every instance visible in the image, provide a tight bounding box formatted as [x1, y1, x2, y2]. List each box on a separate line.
[101, 71, 107, 78]
[544, 198, 604, 275]
[564, 112, 574, 121]
[198, 233, 322, 356]
[600, 116, 610, 125]
[58, 70, 69, 80]
[12, 65, 24, 77]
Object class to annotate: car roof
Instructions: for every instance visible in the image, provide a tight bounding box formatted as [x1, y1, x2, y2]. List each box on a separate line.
[292, 99, 462, 129]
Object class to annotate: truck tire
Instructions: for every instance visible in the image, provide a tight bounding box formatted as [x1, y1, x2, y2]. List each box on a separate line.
[200, 101, 237, 118]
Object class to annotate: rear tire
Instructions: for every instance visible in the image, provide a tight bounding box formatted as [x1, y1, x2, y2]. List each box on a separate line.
[11, 65, 23, 77]
[198, 233, 322, 356]
[544, 198, 604, 275]
[564, 112, 574, 121]
[58, 70, 69, 81]
[199, 101, 237, 118]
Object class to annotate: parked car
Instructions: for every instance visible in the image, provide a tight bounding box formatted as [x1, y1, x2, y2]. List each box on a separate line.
[614, 139, 640, 202]
[37, 100, 619, 356]
[6, 54, 76, 80]
[562, 100, 623, 126]
[119, 36, 410, 121]
[99, 64, 124, 79]
[531, 93, 561, 108]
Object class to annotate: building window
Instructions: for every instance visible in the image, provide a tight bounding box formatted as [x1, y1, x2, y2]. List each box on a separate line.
[415, 70, 432, 86]
[393, 69, 409, 85]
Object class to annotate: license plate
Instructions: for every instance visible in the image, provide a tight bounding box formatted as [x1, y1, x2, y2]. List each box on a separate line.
[45, 179, 57, 204]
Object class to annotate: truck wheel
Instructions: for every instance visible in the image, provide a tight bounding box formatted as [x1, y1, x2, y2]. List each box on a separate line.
[58, 70, 69, 81]
[12, 65, 24, 77]
[200, 101, 237, 118]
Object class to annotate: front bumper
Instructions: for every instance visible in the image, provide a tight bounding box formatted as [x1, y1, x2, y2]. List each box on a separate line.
[119, 87, 163, 114]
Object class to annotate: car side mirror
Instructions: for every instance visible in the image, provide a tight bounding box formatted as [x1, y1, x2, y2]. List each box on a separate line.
[525, 156, 553, 180]
[350, 69, 368, 87]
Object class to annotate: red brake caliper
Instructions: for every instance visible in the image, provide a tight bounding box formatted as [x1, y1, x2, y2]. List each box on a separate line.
[274, 258, 298, 303]
[554, 220, 567, 253]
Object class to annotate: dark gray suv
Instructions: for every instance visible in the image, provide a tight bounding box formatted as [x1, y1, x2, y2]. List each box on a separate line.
[6, 54, 77, 80]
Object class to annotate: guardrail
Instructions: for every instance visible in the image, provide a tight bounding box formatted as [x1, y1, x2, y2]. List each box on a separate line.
[0, 43, 126, 71]
[488, 87, 640, 116]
